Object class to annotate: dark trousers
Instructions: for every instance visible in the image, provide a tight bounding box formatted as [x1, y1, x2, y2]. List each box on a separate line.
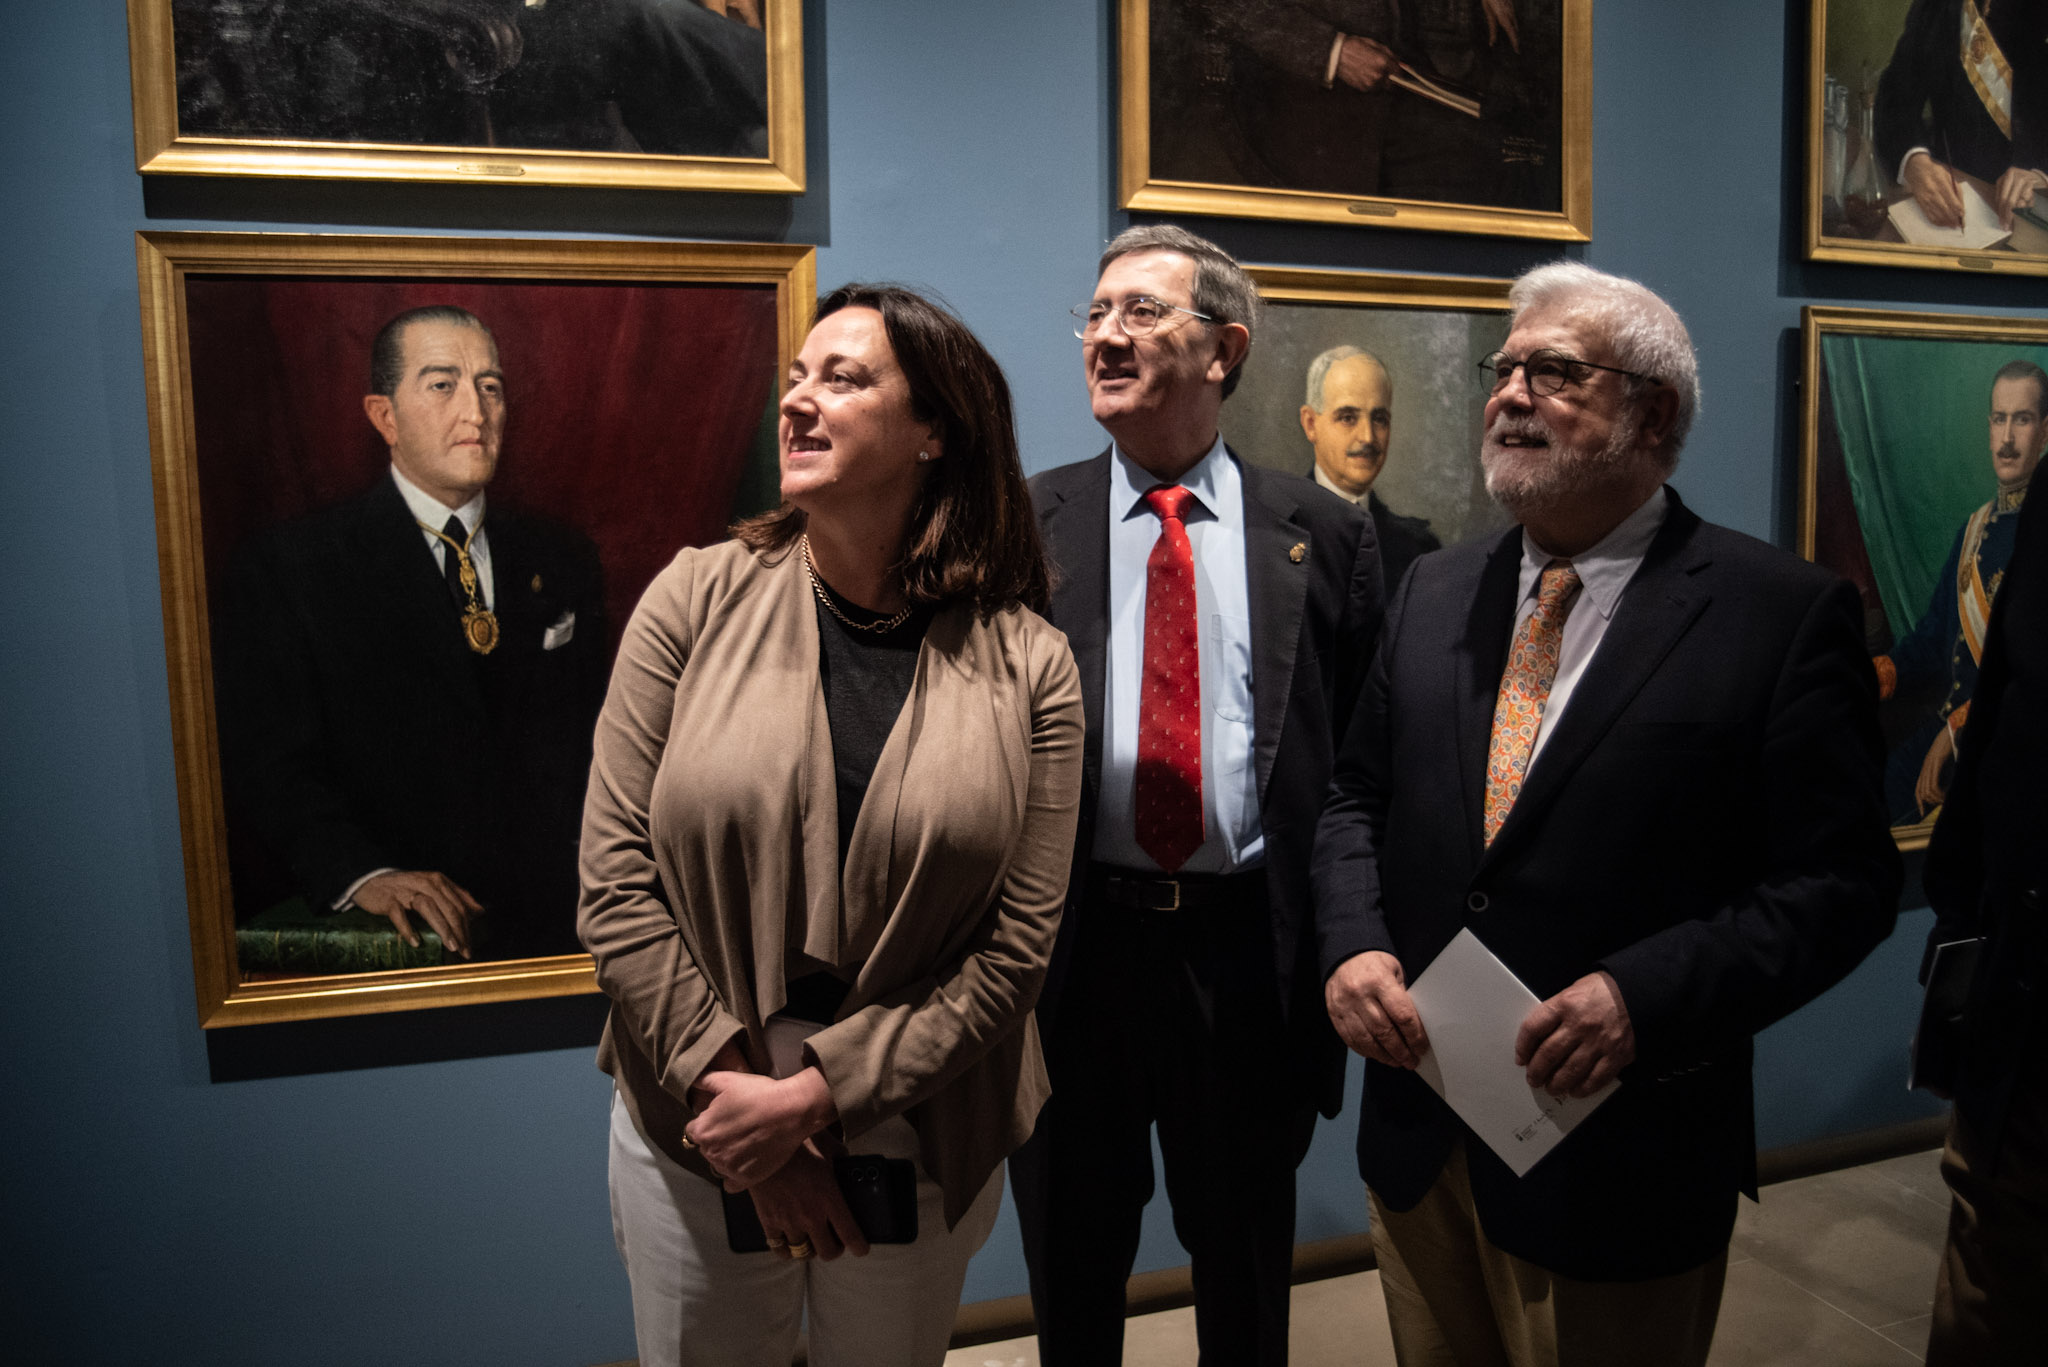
[1009, 871, 1319, 1367]
[1929, 1050, 2048, 1365]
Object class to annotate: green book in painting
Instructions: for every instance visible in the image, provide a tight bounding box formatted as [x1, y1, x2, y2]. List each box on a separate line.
[236, 898, 446, 974]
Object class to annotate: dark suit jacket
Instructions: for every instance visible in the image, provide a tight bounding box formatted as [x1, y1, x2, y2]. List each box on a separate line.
[1302, 472, 1444, 591]
[1030, 448, 1382, 1114]
[1876, 0, 2047, 187]
[1925, 464, 2048, 1164]
[217, 473, 607, 958]
[1313, 491, 1902, 1279]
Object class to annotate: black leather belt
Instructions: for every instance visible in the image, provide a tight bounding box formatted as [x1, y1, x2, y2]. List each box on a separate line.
[1089, 864, 1265, 913]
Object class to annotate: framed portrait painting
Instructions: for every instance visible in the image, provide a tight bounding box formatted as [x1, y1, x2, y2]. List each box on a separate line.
[1223, 267, 1516, 581]
[127, 1, 804, 192]
[1800, 306, 2048, 851]
[1122, 0, 1591, 240]
[1805, 0, 2048, 277]
[137, 231, 814, 1025]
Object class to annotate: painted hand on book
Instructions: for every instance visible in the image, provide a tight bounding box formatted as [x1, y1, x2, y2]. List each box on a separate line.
[352, 870, 482, 958]
[1516, 970, 1634, 1099]
[1993, 167, 2046, 231]
[1335, 35, 1397, 92]
[746, 1143, 870, 1261]
[687, 1066, 839, 1189]
[1480, 0, 1520, 52]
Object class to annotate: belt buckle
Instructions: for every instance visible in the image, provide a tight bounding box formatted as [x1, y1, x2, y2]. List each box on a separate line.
[1155, 878, 1181, 912]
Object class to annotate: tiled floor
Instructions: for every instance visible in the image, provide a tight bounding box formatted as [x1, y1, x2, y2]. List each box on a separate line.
[945, 1147, 1952, 1367]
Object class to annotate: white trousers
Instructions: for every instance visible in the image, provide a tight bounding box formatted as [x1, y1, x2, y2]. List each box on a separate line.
[607, 1089, 1002, 1367]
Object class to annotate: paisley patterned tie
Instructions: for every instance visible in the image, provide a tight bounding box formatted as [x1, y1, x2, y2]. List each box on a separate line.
[1135, 485, 1204, 872]
[1483, 559, 1581, 846]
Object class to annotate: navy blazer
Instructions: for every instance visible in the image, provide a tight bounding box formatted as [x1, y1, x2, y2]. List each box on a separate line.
[1030, 447, 1382, 1114]
[1313, 491, 1902, 1279]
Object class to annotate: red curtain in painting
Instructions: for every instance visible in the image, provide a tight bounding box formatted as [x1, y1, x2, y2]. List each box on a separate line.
[186, 276, 781, 659]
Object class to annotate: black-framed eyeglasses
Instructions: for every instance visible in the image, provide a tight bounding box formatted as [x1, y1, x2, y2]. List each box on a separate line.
[1072, 295, 1215, 340]
[1479, 349, 1659, 397]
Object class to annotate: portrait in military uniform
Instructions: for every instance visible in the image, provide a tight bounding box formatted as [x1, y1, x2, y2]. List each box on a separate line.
[1808, 0, 2048, 276]
[1802, 307, 2048, 847]
[1221, 268, 1516, 574]
[138, 233, 809, 1025]
[127, 0, 803, 190]
[1128, 1, 1589, 238]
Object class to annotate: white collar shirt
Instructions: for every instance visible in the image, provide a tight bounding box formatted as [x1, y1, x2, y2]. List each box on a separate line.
[391, 465, 493, 609]
[1512, 485, 1670, 772]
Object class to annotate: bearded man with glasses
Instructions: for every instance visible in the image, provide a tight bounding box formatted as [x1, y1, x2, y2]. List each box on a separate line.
[1312, 261, 1901, 1366]
[1011, 224, 1382, 1366]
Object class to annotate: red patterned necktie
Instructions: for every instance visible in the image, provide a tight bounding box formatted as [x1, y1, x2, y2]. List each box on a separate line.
[1136, 485, 1204, 872]
[1483, 559, 1581, 847]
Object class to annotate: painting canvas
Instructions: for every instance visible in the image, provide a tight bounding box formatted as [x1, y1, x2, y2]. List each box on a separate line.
[1807, 0, 2048, 277]
[1223, 268, 1515, 581]
[137, 232, 813, 1024]
[128, 1, 804, 191]
[1125, 0, 1590, 240]
[1802, 307, 2048, 851]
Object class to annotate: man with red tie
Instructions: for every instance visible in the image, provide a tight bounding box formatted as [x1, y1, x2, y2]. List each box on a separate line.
[1011, 225, 1383, 1366]
[1312, 262, 1901, 1365]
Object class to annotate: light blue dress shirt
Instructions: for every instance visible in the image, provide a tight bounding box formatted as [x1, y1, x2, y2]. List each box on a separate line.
[1092, 438, 1264, 873]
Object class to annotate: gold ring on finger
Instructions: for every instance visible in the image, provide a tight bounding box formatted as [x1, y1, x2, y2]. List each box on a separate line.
[787, 1239, 814, 1260]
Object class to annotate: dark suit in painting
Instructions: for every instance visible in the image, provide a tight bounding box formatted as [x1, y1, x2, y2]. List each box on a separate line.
[1922, 463, 2048, 1365]
[1314, 492, 1901, 1283]
[1155, 0, 1562, 211]
[1009, 449, 1380, 1365]
[1875, 0, 2047, 188]
[217, 473, 607, 960]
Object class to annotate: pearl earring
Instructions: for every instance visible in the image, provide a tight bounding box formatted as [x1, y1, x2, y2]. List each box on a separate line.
[917, 450, 931, 462]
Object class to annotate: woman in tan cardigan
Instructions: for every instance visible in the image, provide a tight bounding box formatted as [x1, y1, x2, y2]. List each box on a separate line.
[580, 284, 1082, 1367]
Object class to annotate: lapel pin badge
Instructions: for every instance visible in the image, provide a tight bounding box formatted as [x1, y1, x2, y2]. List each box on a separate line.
[1288, 542, 1306, 564]
[531, 573, 543, 592]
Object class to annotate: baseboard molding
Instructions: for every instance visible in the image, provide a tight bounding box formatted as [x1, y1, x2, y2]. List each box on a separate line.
[944, 1110, 1953, 1351]
[1753, 1111, 1949, 1186]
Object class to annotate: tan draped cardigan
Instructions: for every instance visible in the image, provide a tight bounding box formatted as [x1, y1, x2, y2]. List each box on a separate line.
[579, 539, 1083, 1227]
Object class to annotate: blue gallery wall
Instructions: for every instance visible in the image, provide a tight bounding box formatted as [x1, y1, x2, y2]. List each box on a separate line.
[3, 3, 2040, 1363]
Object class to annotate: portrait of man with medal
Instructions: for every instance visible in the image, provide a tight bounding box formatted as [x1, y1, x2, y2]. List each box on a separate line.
[214, 304, 608, 968]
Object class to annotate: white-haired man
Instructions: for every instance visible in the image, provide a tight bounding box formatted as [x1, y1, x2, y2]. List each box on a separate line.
[1312, 262, 1902, 1364]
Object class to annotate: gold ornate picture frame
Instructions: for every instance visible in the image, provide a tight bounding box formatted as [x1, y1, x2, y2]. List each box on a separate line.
[138, 231, 814, 1025]
[1225, 266, 1516, 566]
[1804, 0, 2048, 278]
[1120, 1, 1591, 241]
[1800, 305, 2048, 852]
[127, 1, 805, 192]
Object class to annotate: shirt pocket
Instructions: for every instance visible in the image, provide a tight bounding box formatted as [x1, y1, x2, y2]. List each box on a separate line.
[1209, 613, 1256, 724]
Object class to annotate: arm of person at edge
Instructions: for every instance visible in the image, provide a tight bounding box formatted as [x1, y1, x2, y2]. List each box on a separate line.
[579, 555, 758, 1147]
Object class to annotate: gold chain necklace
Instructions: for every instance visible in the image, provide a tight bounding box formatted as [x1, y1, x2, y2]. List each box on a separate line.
[418, 518, 500, 654]
[801, 535, 914, 634]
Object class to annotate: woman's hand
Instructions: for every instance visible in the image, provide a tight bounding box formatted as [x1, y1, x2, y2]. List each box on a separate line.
[685, 1066, 838, 1188]
[746, 1145, 870, 1261]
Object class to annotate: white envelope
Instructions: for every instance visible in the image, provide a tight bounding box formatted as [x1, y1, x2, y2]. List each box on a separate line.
[1406, 928, 1619, 1177]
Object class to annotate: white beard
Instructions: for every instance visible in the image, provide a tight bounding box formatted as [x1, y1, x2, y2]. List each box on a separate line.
[1481, 413, 1642, 522]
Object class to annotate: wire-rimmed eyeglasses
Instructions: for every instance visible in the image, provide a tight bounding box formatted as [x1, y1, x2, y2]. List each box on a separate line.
[1479, 349, 1660, 397]
[1072, 295, 1215, 340]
